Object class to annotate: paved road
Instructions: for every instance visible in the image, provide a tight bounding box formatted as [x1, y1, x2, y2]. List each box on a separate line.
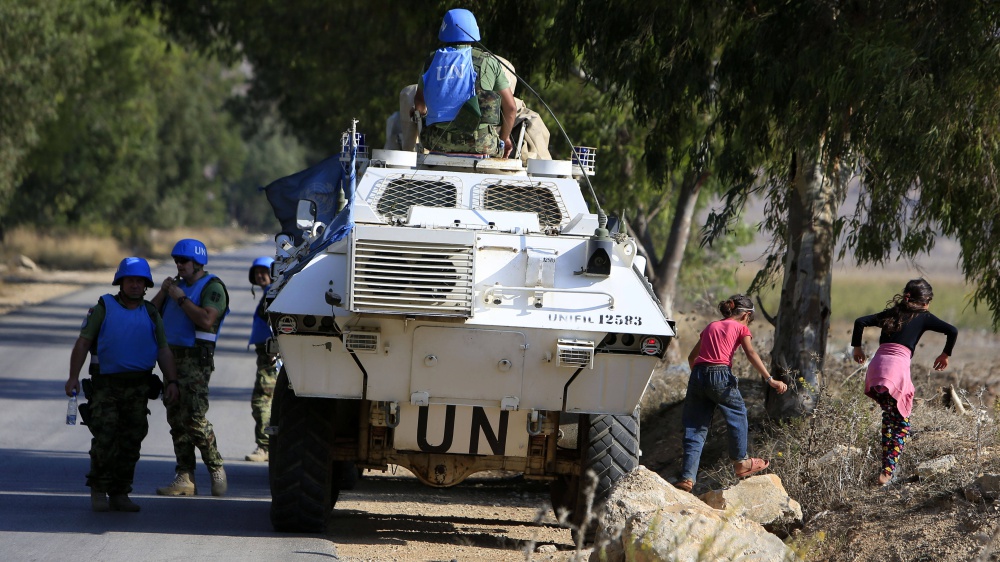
[0, 242, 338, 560]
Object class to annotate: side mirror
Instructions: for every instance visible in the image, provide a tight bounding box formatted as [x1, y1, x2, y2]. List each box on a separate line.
[295, 199, 317, 231]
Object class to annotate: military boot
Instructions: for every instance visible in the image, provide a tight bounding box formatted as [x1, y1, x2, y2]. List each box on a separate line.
[210, 467, 227, 497]
[245, 446, 268, 462]
[91, 490, 110, 512]
[156, 471, 197, 496]
[109, 493, 141, 512]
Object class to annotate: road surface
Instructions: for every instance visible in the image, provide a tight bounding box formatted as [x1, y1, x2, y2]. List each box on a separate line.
[0, 242, 575, 561]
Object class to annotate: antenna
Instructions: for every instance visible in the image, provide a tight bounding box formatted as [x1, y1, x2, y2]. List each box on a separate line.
[455, 25, 608, 233]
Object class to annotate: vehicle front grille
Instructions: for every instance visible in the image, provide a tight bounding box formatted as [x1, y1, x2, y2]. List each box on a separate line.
[350, 227, 475, 317]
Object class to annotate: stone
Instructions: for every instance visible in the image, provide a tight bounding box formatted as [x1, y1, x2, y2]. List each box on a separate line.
[590, 467, 800, 562]
[698, 474, 803, 534]
[916, 454, 958, 480]
[17, 255, 38, 271]
[974, 473, 1000, 500]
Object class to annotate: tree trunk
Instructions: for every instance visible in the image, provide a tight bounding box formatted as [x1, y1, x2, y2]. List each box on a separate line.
[653, 172, 706, 322]
[765, 142, 845, 419]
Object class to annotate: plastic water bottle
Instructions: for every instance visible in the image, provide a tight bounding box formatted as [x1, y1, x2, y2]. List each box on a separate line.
[66, 390, 78, 425]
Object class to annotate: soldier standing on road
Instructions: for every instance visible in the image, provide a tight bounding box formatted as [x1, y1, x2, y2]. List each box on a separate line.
[65, 257, 179, 513]
[151, 239, 231, 497]
[245, 256, 277, 462]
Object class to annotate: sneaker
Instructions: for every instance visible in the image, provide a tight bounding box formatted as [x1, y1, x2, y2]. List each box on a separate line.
[91, 490, 110, 512]
[210, 467, 227, 497]
[156, 471, 197, 496]
[245, 446, 269, 462]
[109, 493, 141, 512]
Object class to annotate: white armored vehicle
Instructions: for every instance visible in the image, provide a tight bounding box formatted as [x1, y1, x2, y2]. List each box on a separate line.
[264, 124, 676, 534]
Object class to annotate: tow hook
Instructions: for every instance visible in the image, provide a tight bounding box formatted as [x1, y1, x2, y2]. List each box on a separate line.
[386, 401, 400, 429]
[526, 410, 544, 436]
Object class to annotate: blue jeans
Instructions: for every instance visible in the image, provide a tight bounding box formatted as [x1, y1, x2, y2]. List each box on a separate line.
[679, 364, 749, 482]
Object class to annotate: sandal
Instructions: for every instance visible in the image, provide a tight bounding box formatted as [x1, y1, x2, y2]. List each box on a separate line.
[673, 479, 694, 493]
[734, 457, 769, 479]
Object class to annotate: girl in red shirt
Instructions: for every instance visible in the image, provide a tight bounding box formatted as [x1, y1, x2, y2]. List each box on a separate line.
[674, 294, 788, 493]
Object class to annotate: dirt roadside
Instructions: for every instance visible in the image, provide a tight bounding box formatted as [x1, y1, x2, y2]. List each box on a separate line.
[0, 267, 116, 316]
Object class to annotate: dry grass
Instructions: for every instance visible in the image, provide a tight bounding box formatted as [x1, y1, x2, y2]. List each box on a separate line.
[766, 359, 1000, 560]
[641, 308, 1000, 561]
[1, 227, 128, 270]
[1, 226, 264, 271]
[742, 268, 995, 331]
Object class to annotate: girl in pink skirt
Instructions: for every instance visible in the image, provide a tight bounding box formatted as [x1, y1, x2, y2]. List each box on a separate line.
[852, 279, 958, 486]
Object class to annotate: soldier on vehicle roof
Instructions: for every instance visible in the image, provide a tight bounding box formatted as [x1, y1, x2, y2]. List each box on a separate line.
[65, 257, 179, 513]
[413, 8, 516, 158]
[151, 238, 230, 498]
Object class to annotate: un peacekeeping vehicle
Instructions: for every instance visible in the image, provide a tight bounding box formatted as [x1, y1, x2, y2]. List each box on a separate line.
[263, 121, 676, 534]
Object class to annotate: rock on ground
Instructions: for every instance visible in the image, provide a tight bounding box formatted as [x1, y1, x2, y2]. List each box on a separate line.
[591, 467, 799, 562]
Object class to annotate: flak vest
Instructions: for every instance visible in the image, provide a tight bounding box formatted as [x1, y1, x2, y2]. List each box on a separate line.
[96, 294, 158, 375]
[423, 47, 501, 134]
[248, 286, 272, 346]
[163, 274, 230, 347]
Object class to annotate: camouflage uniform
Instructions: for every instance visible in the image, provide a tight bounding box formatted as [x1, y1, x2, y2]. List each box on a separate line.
[85, 376, 151, 494]
[165, 343, 224, 473]
[75, 291, 168, 497]
[421, 48, 508, 156]
[251, 344, 278, 449]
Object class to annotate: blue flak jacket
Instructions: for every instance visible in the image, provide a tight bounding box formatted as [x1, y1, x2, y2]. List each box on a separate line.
[163, 274, 229, 347]
[97, 294, 158, 374]
[422, 47, 477, 126]
[248, 286, 272, 347]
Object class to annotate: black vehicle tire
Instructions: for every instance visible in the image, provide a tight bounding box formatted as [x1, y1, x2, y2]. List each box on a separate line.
[338, 461, 359, 491]
[269, 373, 339, 533]
[267, 368, 290, 492]
[550, 411, 640, 543]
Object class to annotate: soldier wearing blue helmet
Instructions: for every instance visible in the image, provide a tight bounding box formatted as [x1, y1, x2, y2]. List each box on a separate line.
[151, 239, 231, 497]
[244, 256, 277, 462]
[413, 8, 516, 157]
[65, 257, 179, 512]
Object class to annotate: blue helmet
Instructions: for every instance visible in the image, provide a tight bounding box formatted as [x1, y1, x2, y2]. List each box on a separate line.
[439, 8, 480, 43]
[113, 257, 154, 288]
[171, 238, 208, 265]
[248, 256, 275, 285]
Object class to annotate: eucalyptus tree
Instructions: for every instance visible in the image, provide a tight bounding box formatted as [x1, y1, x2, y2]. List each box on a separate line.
[475, 1, 737, 322]
[712, 1, 1000, 417]
[548, 1, 1000, 417]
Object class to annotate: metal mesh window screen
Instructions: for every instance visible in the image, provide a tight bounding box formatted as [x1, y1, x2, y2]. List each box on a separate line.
[370, 175, 462, 221]
[475, 181, 567, 229]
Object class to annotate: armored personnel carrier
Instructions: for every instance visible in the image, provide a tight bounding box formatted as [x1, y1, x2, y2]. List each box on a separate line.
[263, 123, 675, 535]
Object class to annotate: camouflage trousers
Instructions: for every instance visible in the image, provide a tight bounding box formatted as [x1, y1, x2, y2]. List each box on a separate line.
[251, 345, 278, 449]
[422, 123, 502, 156]
[85, 377, 150, 494]
[164, 352, 223, 473]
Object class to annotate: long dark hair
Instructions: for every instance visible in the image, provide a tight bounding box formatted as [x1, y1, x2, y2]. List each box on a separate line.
[877, 278, 933, 333]
[719, 294, 754, 322]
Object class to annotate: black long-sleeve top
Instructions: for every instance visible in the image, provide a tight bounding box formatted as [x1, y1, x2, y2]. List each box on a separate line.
[851, 311, 958, 356]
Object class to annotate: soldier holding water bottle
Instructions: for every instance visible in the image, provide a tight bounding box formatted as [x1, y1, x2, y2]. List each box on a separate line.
[65, 257, 179, 513]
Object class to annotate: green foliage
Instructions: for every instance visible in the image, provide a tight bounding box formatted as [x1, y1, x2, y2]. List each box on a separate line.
[0, 0, 95, 216]
[124, 0, 460, 150]
[715, 2, 1000, 328]
[2, 1, 305, 242]
[227, 121, 309, 232]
